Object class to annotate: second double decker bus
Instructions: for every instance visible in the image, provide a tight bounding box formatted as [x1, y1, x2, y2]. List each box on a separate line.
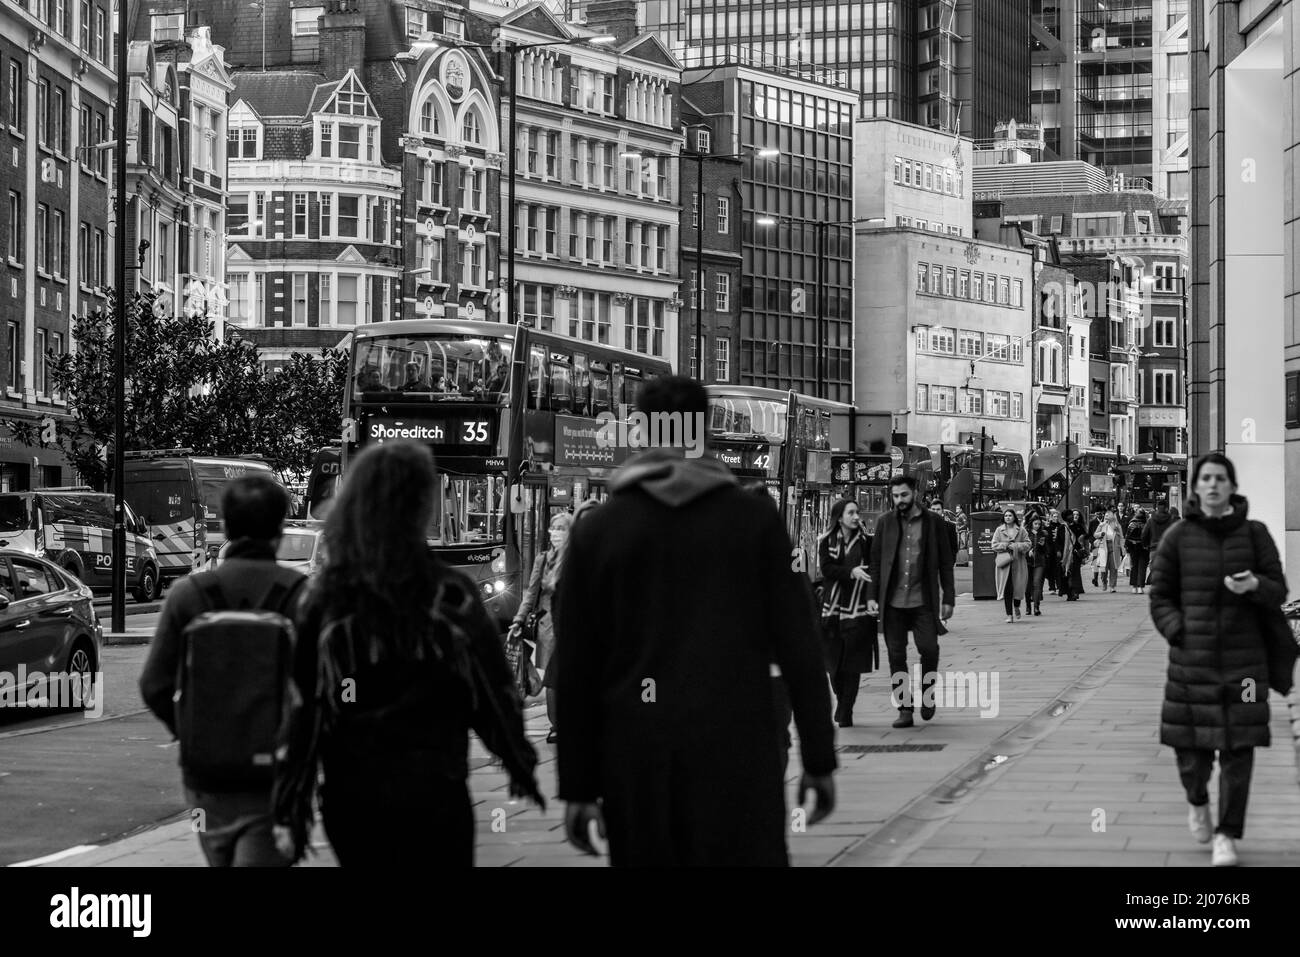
[705, 385, 852, 579]
[344, 319, 671, 626]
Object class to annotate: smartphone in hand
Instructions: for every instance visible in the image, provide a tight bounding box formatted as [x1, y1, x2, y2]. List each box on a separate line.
[1230, 570, 1252, 581]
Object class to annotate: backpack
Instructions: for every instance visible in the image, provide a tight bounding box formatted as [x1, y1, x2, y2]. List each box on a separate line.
[174, 570, 303, 787]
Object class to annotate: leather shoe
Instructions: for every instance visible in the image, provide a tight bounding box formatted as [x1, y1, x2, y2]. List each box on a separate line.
[920, 705, 936, 721]
[892, 711, 914, 729]
[837, 716, 854, 728]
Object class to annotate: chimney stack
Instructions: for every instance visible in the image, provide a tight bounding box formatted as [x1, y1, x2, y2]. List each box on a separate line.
[583, 0, 637, 45]
[321, 0, 366, 80]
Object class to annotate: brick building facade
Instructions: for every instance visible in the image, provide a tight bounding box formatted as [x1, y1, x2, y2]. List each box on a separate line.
[0, 0, 116, 489]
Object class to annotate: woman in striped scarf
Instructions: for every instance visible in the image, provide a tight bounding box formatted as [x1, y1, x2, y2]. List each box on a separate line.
[818, 499, 880, 728]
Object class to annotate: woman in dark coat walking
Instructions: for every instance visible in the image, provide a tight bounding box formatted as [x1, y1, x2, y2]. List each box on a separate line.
[1063, 510, 1089, 600]
[274, 441, 542, 866]
[818, 499, 879, 727]
[1125, 507, 1149, 593]
[1147, 452, 1289, 867]
[1026, 513, 1054, 616]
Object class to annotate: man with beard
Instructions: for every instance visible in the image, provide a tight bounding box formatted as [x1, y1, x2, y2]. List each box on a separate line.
[867, 474, 956, 728]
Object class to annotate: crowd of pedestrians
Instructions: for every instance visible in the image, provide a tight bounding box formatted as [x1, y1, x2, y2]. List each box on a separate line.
[136, 372, 1292, 870]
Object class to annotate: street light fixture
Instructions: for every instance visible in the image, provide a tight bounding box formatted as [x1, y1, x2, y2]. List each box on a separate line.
[756, 214, 886, 399]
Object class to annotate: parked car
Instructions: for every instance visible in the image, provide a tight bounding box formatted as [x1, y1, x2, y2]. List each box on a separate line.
[0, 551, 102, 712]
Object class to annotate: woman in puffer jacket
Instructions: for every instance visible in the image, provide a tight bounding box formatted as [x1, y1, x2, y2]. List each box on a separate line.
[1147, 452, 1289, 868]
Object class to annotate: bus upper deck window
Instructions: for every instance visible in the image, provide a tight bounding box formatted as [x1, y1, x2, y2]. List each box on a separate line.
[572, 353, 590, 416]
[611, 363, 625, 409]
[528, 344, 546, 410]
[591, 363, 610, 415]
[549, 355, 573, 413]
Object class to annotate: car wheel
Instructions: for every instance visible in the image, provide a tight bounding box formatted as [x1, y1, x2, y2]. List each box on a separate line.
[65, 639, 97, 712]
[132, 564, 159, 603]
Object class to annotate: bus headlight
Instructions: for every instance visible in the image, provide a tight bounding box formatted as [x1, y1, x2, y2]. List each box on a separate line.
[493, 580, 506, 594]
[482, 579, 507, 596]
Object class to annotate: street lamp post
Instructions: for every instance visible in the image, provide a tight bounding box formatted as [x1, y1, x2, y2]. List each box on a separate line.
[111, 0, 128, 634]
[756, 214, 885, 399]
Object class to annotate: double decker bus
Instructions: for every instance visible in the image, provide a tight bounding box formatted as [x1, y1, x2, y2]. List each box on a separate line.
[302, 443, 342, 520]
[1027, 442, 1126, 519]
[344, 319, 671, 626]
[705, 385, 851, 577]
[933, 445, 1027, 514]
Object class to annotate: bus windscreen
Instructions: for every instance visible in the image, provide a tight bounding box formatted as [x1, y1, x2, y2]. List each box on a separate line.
[353, 334, 513, 400]
[707, 395, 788, 443]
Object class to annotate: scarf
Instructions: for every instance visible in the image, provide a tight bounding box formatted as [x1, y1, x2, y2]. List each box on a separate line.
[821, 527, 870, 620]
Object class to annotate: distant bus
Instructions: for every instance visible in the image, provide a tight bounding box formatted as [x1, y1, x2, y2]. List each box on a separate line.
[934, 445, 1026, 513]
[122, 452, 283, 581]
[1028, 442, 1122, 517]
[705, 385, 852, 577]
[302, 444, 342, 521]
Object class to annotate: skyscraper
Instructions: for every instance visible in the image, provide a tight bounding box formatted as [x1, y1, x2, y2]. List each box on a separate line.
[638, 0, 1027, 138]
[1030, 0, 1189, 197]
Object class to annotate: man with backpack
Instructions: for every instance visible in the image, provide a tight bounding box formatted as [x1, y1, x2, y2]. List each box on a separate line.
[140, 475, 308, 867]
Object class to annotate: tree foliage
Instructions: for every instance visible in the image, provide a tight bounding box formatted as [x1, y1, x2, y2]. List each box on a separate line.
[4, 292, 348, 489]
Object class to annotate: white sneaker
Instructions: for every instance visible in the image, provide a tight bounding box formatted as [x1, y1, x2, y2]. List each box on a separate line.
[1005, 615, 1014, 624]
[1187, 804, 1212, 844]
[1211, 834, 1239, 867]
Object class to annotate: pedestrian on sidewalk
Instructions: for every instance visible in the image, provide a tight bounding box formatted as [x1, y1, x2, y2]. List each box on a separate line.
[1142, 500, 1174, 561]
[1045, 508, 1069, 596]
[274, 441, 542, 867]
[1093, 510, 1126, 593]
[955, 506, 970, 552]
[139, 475, 309, 868]
[930, 501, 960, 570]
[1063, 510, 1089, 600]
[819, 499, 879, 728]
[1148, 451, 1290, 868]
[553, 376, 836, 866]
[1026, 513, 1053, 616]
[866, 474, 956, 728]
[1125, 507, 1149, 593]
[991, 508, 1030, 623]
[509, 510, 572, 744]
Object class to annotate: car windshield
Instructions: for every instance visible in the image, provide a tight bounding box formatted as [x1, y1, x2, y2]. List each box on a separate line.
[353, 334, 512, 401]
[276, 532, 317, 562]
[0, 496, 30, 533]
[193, 462, 275, 520]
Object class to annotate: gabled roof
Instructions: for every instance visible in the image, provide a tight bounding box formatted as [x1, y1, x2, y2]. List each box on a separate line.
[618, 33, 680, 71]
[306, 70, 379, 119]
[502, 2, 571, 42]
[230, 71, 327, 119]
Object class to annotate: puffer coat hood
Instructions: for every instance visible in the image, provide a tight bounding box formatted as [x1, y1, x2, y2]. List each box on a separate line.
[1147, 494, 1290, 750]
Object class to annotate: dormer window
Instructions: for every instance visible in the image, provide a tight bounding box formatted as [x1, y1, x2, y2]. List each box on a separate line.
[227, 120, 261, 159]
[151, 13, 184, 42]
[406, 6, 464, 40]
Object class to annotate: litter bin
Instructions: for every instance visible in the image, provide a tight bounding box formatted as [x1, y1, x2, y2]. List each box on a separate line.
[970, 511, 1005, 600]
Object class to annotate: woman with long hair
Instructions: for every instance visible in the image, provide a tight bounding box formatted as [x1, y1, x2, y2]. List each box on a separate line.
[511, 510, 574, 743]
[1025, 513, 1052, 617]
[991, 508, 1031, 623]
[1094, 509, 1127, 593]
[274, 441, 541, 867]
[1125, 507, 1150, 593]
[817, 499, 878, 727]
[1063, 509, 1089, 600]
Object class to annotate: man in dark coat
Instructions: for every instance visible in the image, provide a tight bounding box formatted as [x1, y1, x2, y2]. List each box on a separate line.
[1147, 453, 1289, 867]
[867, 474, 956, 728]
[1142, 500, 1175, 554]
[553, 376, 836, 866]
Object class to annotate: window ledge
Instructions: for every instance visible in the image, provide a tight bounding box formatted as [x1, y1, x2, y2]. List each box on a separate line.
[7, 127, 23, 139]
[5, 389, 21, 400]
[7, 259, 22, 270]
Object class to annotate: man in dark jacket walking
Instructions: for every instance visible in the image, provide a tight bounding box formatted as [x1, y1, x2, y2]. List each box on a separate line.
[867, 474, 956, 728]
[554, 376, 836, 866]
[1148, 453, 1289, 867]
[1142, 500, 1175, 555]
[140, 475, 307, 867]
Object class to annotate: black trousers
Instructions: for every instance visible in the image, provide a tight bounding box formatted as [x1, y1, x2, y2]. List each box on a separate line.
[772, 676, 793, 779]
[1174, 747, 1255, 839]
[883, 605, 939, 712]
[323, 781, 475, 866]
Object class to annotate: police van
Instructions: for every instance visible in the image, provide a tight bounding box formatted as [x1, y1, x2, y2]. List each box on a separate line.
[122, 451, 285, 581]
[0, 489, 161, 601]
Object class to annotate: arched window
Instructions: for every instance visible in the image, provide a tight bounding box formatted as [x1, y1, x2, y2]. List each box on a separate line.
[420, 100, 441, 136]
[461, 109, 481, 145]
